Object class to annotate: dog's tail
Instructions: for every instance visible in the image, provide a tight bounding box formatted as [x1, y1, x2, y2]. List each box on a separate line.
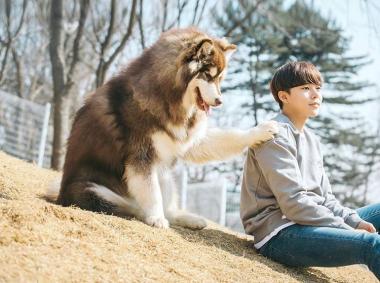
[85, 183, 143, 218]
[46, 180, 143, 219]
[45, 178, 61, 203]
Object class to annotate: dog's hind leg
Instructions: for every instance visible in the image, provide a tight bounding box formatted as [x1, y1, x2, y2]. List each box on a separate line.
[158, 168, 207, 230]
[124, 165, 169, 228]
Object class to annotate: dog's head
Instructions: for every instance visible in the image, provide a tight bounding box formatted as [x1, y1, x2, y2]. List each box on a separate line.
[128, 28, 236, 122]
[177, 34, 236, 115]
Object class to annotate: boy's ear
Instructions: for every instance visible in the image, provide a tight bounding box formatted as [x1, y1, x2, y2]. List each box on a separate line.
[278, 90, 289, 105]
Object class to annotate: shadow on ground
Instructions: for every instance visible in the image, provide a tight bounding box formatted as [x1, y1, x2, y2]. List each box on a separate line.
[173, 226, 345, 283]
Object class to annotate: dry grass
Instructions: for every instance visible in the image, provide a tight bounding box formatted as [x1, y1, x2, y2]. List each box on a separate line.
[0, 151, 377, 283]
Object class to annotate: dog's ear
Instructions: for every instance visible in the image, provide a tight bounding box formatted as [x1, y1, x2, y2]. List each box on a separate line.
[185, 38, 214, 74]
[195, 39, 215, 61]
[223, 44, 237, 61]
[216, 37, 237, 61]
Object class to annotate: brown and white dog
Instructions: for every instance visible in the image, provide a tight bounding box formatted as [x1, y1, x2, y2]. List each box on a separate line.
[47, 28, 278, 229]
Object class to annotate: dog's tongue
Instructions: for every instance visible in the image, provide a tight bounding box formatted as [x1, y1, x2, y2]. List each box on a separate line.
[206, 107, 211, 116]
[203, 101, 211, 116]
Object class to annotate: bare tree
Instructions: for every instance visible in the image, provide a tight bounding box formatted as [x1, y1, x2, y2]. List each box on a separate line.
[11, 47, 24, 98]
[137, 0, 146, 49]
[161, 0, 194, 31]
[191, 0, 208, 26]
[0, 0, 27, 89]
[49, 0, 90, 170]
[93, 0, 138, 87]
[0, 1, 54, 103]
[222, 0, 266, 37]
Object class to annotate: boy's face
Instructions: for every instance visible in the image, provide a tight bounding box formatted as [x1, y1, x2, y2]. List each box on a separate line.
[280, 83, 322, 118]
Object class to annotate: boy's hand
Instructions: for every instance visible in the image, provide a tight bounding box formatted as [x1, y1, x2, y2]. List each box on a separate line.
[356, 220, 377, 233]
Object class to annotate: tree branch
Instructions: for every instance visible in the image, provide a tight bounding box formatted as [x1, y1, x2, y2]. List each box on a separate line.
[166, 0, 189, 30]
[102, 0, 137, 75]
[13, 0, 28, 38]
[0, 46, 10, 83]
[0, 0, 28, 84]
[223, 0, 265, 37]
[89, 3, 102, 49]
[191, 0, 200, 24]
[95, 0, 116, 86]
[176, 0, 188, 27]
[100, 0, 116, 58]
[0, 0, 12, 83]
[11, 47, 24, 98]
[66, 0, 90, 89]
[161, 0, 169, 32]
[137, 0, 145, 49]
[49, 0, 65, 96]
[195, 0, 207, 25]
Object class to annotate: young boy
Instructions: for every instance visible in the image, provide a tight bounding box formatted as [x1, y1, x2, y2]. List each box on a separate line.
[240, 61, 380, 279]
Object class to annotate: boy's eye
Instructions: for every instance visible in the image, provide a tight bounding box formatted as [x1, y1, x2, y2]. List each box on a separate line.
[301, 86, 309, 90]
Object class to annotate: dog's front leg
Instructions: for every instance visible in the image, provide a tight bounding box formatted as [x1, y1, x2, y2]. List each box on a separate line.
[182, 120, 278, 164]
[158, 167, 207, 230]
[124, 165, 168, 228]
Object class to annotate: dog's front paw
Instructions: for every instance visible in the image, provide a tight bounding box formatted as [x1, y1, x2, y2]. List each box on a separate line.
[187, 217, 207, 230]
[167, 212, 207, 230]
[178, 215, 207, 230]
[145, 215, 169, 228]
[249, 120, 279, 147]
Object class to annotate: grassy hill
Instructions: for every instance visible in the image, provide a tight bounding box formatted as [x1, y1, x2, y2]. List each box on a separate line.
[0, 151, 377, 282]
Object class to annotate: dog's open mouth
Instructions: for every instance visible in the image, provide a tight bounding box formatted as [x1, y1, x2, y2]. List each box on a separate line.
[195, 87, 211, 115]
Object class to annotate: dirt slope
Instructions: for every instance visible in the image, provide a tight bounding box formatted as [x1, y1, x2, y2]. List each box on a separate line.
[0, 151, 377, 283]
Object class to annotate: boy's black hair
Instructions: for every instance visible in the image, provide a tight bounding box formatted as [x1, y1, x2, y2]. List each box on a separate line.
[270, 61, 323, 109]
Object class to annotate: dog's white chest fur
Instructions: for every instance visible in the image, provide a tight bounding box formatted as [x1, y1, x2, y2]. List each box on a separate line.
[151, 116, 207, 165]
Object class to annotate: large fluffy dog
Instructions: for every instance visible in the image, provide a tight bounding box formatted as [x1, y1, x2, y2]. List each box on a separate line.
[48, 28, 278, 229]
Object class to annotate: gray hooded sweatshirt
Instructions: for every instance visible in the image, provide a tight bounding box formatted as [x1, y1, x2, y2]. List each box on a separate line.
[240, 113, 363, 249]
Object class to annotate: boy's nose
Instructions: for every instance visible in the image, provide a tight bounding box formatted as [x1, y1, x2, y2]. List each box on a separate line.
[310, 88, 320, 98]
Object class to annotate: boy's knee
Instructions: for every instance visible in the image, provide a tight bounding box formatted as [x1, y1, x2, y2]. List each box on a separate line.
[362, 233, 380, 257]
[361, 233, 380, 275]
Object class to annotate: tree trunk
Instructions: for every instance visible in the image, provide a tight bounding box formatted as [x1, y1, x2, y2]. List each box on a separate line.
[49, 0, 89, 170]
[94, 0, 137, 87]
[12, 48, 24, 98]
[51, 93, 71, 169]
[95, 60, 106, 88]
[49, 0, 66, 170]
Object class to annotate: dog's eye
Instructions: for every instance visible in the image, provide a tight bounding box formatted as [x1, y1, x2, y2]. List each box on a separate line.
[204, 72, 213, 81]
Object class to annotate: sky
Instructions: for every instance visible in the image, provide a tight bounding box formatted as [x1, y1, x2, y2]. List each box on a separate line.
[313, 0, 380, 126]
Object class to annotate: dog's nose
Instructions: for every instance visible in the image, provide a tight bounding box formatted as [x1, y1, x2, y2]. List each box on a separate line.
[214, 98, 222, 106]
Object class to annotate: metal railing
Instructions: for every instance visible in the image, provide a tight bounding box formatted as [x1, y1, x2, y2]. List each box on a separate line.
[0, 90, 51, 167]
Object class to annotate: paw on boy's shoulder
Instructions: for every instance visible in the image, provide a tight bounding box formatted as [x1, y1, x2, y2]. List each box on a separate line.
[248, 120, 295, 154]
[272, 121, 294, 141]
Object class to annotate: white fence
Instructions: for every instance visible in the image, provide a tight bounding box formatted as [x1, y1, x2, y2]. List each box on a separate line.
[175, 166, 243, 231]
[0, 90, 51, 167]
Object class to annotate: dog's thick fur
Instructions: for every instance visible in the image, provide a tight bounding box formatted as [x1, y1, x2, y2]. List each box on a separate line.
[49, 28, 278, 229]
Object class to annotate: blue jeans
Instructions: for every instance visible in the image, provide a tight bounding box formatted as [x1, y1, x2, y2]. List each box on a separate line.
[259, 203, 380, 279]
